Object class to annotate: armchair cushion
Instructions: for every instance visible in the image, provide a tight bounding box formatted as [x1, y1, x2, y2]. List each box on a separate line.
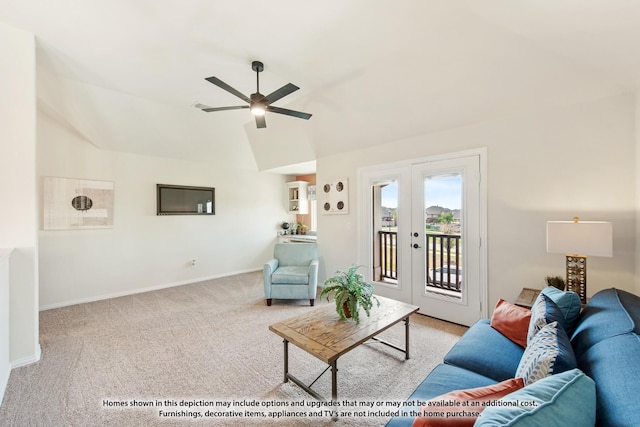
[272, 266, 312, 285]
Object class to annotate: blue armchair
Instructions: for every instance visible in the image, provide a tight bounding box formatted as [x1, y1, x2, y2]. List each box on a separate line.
[264, 243, 319, 306]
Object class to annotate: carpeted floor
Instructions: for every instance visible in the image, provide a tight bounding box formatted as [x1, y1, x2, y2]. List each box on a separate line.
[0, 271, 466, 426]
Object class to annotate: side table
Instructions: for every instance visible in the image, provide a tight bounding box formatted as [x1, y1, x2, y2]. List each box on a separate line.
[514, 288, 541, 309]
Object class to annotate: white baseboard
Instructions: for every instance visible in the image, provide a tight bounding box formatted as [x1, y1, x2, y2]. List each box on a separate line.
[39, 268, 262, 311]
[1, 344, 41, 404]
[11, 344, 41, 369]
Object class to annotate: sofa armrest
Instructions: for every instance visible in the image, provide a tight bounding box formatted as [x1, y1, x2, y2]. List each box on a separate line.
[308, 259, 319, 297]
[263, 258, 279, 296]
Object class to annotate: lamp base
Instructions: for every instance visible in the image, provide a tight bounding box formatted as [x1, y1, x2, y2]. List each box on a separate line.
[566, 254, 587, 304]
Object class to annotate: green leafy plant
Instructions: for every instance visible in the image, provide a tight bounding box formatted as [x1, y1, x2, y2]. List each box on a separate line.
[320, 265, 380, 324]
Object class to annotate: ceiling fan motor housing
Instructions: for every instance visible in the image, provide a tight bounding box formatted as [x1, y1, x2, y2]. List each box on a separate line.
[251, 61, 264, 73]
[250, 92, 265, 103]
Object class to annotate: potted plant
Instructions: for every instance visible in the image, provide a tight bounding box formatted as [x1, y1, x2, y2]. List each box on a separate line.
[296, 222, 308, 235]
[545, 275, 566, 291]
[320, 265, 380, 324]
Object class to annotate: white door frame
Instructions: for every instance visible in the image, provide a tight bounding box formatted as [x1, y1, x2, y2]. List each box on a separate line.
[357, 148, 488, 323]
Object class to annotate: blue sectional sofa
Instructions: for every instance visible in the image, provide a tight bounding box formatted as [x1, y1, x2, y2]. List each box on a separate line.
[387, 288, 640, 426]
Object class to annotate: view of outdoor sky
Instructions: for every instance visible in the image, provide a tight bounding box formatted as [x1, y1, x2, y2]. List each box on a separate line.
[381, 175, 462, 209]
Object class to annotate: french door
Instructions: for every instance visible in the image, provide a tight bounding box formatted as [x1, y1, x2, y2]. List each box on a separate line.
[358, 150, 486, 326]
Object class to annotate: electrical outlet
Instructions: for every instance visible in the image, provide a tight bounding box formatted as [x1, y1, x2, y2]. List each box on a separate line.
[191, 259, 196, 267]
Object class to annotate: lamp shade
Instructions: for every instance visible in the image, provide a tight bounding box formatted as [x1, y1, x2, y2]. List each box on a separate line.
[546, 220, 613, 257]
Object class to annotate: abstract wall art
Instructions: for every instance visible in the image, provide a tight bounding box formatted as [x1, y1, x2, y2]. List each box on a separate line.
[44, 177, 114, 230]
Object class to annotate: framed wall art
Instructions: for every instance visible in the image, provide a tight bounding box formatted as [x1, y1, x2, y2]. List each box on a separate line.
[156, 184, 215, 215]
[43, 177, 114, 230]
[321, 178, 349, 214]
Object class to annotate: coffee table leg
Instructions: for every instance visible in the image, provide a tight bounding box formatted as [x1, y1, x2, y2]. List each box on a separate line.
[405, 316, 411, 360]
[331, 360, 338, 400]
[331, 360, 338, 421]
[283, 339, 289, 383]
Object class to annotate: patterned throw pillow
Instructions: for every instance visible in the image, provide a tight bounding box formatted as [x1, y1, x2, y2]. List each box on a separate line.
[527, 294, 566, 345]
[516, 321, 577, 386]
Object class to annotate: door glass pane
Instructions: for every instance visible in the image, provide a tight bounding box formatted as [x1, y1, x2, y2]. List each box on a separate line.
[424, 174, 462, 296]
[372, 180, 398, 285]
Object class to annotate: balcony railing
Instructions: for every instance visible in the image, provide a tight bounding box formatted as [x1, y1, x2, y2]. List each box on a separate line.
[378, 231, 397, 280]
[377, 231, 462, 292]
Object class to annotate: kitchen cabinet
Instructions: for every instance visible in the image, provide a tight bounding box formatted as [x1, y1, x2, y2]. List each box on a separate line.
[287, 181, 309, 214]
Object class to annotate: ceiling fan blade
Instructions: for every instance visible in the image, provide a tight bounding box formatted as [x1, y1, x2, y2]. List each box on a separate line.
[205, 76, 251, 103]
[200, 106, 249, 112]
[255, 115, 266, 128]
[267, 106, 312, 120]
[264, 83, 299, 104]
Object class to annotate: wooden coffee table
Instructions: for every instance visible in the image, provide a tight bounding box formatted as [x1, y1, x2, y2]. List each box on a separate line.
[268, 296, 419, 401]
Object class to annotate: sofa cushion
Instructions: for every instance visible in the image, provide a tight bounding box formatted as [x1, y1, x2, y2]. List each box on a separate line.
[272, 266, 310, 284]
[474, 368, 595, 427]
[444, 319, 523, 382]
[490, 299, 531, 348]
[527, 294, 566, 345]
[571, 288, 640, 356]
[516, 321, 577, 386]
[405, 363, 499, 402]
[540, 286, 582, 332]
[385, 364, 498, 427]
[412, 378, 524, 427]
[575, 333, 640, 427]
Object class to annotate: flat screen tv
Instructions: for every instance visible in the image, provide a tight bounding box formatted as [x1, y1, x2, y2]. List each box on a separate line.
[156, 184, 215, 215]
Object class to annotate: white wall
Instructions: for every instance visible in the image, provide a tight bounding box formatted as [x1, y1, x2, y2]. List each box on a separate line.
[38, 110, 291, 309]
[0, 23, 39, 373]
[0, 250, 11, 401]
[317, 93, 636, 308]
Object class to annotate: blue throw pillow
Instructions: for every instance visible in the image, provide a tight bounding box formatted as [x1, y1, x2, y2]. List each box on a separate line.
[527, 294, 567, 345]
[474, 368, 596, 427]
[516, 321, 577, 385]
[541, 286, 582, 331]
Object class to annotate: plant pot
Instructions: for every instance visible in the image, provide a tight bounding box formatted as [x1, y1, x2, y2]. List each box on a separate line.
[342, 302, 352, 319]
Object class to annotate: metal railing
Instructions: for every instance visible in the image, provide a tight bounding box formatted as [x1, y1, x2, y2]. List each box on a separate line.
[378, 231, 462, 292]
[378, 231, 397, 280]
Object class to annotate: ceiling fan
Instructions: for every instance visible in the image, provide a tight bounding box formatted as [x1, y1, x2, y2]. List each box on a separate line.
[196, 61, 312, 129]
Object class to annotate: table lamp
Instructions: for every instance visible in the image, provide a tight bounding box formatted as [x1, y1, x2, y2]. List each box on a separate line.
[546, 217, 612, 304]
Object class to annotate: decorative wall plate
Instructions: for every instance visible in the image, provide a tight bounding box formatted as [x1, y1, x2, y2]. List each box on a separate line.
[321, 178, 349, 214]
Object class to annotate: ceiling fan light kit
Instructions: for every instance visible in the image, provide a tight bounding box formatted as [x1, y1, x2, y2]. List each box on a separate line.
[249, 92, 266, 116]
[198, 60, 312, 128]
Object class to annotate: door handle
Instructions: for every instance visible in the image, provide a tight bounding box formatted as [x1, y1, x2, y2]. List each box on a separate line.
[413, 243, 421, 249]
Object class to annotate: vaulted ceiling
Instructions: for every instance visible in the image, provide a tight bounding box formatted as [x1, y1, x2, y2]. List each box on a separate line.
[2, 1, 639, 174]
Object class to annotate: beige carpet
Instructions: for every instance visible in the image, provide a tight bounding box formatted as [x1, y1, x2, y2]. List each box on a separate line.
[0, 271, 466, 426]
